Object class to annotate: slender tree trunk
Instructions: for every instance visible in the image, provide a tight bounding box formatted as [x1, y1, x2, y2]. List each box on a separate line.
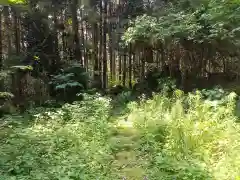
[3, 6, 11, 57]
[102, 0, 108, 89]
[93, 22, 100, 87]
[133, 52, 139, 81]
[119, 53, 122, 83]
[20, 16, 25, 53]
[123, 49, 127, 86]
[128, 45, 132, 88]
[91, 0, 101, 88]
[79, 1, 87, 68]
[0, 8, 2, 70]
[71, 0, 82, 64]
[112, 48, 116, 82]
[99, 0, 103, 87]
[12, 7, 20, 55]
[108, 1, 113, 82]
[52, 4, 60, 73]
[61, 9, 67, 61]
[141, 50, 145, 80]
[156, 51, 160, 68]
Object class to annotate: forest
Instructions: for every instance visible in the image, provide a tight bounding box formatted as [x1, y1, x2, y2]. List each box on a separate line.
[0, 0, 240, 179]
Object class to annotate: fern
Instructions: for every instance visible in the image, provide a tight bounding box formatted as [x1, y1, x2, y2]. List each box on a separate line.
[55, 82, 83, 90]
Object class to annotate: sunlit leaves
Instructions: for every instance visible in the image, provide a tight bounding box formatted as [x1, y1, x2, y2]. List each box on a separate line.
[67, 18, 72, 25]
[123, 0, 240, 48]
[8, 0, 25, 3]
[0, 0, 25, 5]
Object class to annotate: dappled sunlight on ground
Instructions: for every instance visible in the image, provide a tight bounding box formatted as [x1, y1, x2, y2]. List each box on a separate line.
[116, 119, 134, 128]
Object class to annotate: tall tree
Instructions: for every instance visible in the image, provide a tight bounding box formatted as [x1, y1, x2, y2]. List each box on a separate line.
[12, 6, 20, 55]
[71, 0, 82, 64]
[128, 45, 132, 88]
[80, 4, 87, 67]
[3, 6, 11, 56]
[108, 1, 113, 82]
[0, 8, 2, 69]
[51, 1, 60, 72]
[102, 0, 107, 88]
[98, 0, 103, 87]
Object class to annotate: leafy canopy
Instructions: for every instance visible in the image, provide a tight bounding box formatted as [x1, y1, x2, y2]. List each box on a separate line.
[0, 0, 26, 5]
[123, 0, 240, 51]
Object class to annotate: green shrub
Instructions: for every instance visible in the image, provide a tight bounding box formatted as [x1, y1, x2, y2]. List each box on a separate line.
[0, 94, 114, 180]
[157, 77, 177, 93]
[0, 92, 15, 117]
[49, 64, 88, 103]
[200, 87, 228, 101]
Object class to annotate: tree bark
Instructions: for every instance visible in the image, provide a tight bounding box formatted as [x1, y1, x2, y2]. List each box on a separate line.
[3, 6, 11, 57]
[91, 0, 101, 88]
[108, 1, 113, 82]
[128, 45, 132, 88]
[102, 0, 107, 89]
[52, 3, 60, 72]
[71, 0, 82, 64]
[12, 7, 20, 55]
[123, 49, 127, 86]
[99, 0, 103, 87]
[0, 8, 2, 70]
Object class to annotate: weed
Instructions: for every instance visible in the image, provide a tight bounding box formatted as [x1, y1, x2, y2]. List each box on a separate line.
[0, 91, 240, 179]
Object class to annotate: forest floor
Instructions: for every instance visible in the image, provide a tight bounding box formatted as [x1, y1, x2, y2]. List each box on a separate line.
[0, 92, 240, 180]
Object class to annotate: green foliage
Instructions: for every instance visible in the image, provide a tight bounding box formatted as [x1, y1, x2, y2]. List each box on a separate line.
[200, 87, 228, 100]
[157, 77, 177, 92]
[123, 0, 240, 52]
[128, 90, 240, 179]
[0, 94, 114, 180]
[49, 64, 89, 103]
[11, 65, 33, 71]
[55, 81, 83, 90]
[1, 90, 240, 179]
[9, 0, 25, 3]
[0, 92, 14, 100]
[0, 0, 25, 5]
[0, 92, 15, 117]
[114, 91, 133, 106]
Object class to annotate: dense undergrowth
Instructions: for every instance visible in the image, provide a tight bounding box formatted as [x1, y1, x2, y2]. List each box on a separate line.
[0, 90, 240, 180]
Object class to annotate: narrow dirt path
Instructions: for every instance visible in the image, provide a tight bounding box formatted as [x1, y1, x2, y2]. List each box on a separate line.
[109, 119, 148, 180]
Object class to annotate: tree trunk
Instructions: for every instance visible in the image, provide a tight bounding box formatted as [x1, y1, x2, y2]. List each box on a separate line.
[71, 0, 82, 64]
[12, 7, 20, 55]
[141, 50, 145, 80]
[123, 49, 127, 86]
[61, 9, 67, 61]
[91, 0, 101, 88]
[119, 53, 122, 83]
[52, 4, 60, 73]
[80, 9, 87, 68]
[3, 6, 11, 57]
[102, 0, 107, 89]
[128, 45, 132, 88]
[108, 1, 113, 82]
[0, 9, 2, 70]
[99, 0, 103, 87]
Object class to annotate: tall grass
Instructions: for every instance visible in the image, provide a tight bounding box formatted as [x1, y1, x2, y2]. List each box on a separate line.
[127, 90, 240, 179]
[0, 91, 240, 179]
